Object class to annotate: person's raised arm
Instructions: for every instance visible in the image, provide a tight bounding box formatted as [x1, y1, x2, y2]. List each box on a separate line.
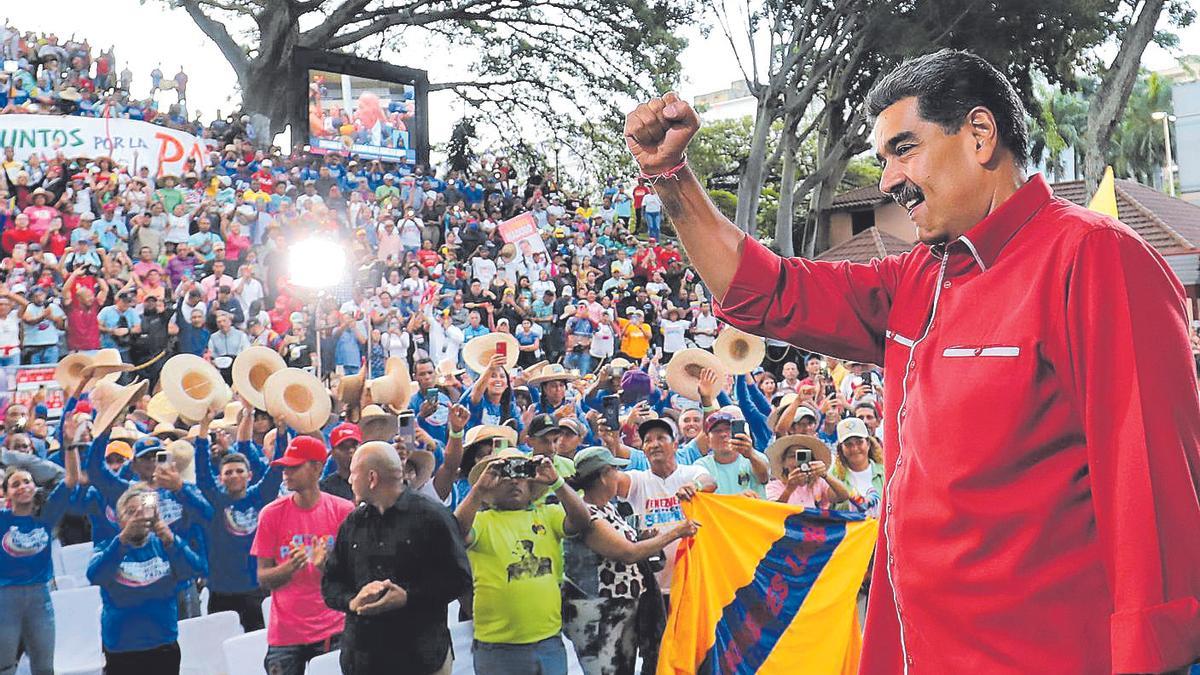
[532, 456, 591, 536]
[625, 93, 896, 364]
[469, 353, 505, 405]
[584, 515, 697, 565]
[433, 404, 469, 500]
[453, 465, 496, 544]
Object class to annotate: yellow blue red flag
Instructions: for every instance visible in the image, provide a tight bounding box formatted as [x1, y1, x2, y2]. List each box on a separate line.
[658, 494, 879, 675]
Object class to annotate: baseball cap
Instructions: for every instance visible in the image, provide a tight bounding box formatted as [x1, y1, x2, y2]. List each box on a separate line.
[558, 418, 587, 437]
[106, 441, 133, 461]
[796, 406, 819, 421]
[704, 411, 734, 432]
[572, 446, 630, 480]
[836, 417, 870, 445]
[637, 415, 677, 440]
[527, 414, 561, 438]
[330, 422, 362, 448]
[270, 435, 328, 467]
[132, 436, 164, 458]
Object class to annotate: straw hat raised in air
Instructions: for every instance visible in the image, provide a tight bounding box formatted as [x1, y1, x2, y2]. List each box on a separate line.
[263, 368, 332, 434]
[90, 379, 150, 435]
[462, 333, 520, 374]
[664, 348, 727, 400]
[713, 325, 766, 375]
[160, 354, 231, 422]
[232, 346, 286, 411]
[368, 357, 415, 411]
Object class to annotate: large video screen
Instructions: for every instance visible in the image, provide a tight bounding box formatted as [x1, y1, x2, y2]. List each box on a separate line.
[307, 69, 418, 165]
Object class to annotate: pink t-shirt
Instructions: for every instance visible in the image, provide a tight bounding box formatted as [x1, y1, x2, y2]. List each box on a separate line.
[251, 492, 354, 646]
[765, 477, 831, 508]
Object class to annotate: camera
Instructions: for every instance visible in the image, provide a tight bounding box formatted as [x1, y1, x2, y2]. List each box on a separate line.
[796, 449, 813, 472]
[496, 458, 538, 480]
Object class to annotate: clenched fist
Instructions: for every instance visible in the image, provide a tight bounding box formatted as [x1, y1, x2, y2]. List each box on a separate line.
[624, 92, 701, 174]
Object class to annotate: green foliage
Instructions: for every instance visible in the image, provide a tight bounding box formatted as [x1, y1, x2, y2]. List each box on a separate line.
[688, 117, 762, 187]
[708, 190, 738, 220]
[756, 187, 780, 239]
[447, 118, 478, 173]
[842, 157, 882, 190]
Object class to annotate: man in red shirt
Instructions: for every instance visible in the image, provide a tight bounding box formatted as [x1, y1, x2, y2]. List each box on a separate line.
[1, 213, 41, 255]
[632, 178, 650, 233]
[624, 50, 1200, 673]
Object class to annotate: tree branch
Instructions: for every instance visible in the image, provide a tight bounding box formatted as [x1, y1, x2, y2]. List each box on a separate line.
[181, 0, 251, 75]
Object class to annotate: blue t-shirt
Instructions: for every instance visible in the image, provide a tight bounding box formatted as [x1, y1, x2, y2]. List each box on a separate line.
[87, 532, 207, 652]
[97, 306, 141, 350]
[459, 391, 525, 433]
[410, 390, 453, 444]
[0, 482, 71, 586]
[192, 437, 284, 593]
[70, 485, 122, 547]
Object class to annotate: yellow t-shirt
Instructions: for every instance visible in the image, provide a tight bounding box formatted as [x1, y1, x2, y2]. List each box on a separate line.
[468, 503, 567, 644]
[618, 319, 652, 359]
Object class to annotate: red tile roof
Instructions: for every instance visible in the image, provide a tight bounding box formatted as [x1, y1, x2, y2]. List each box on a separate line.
[826, 178, 1200, 255]
[816, 227, 914, 264]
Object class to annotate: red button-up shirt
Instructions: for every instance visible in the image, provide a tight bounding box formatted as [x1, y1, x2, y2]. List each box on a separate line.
[715, 175, 1200, 674]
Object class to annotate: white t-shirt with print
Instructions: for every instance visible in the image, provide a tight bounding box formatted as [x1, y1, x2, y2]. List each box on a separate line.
[625, 463, 710, 591]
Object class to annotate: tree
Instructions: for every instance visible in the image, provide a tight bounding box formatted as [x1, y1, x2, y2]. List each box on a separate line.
[446, 117, 477, 173]
[1083, 0, 1195, 191]
[170, 0, 693, 151]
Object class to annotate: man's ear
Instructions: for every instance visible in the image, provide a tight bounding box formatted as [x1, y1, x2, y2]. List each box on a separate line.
[966, 106, 1000, 164]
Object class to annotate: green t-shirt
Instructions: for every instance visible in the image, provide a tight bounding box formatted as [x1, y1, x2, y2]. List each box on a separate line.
[468, 503, 567, 644]
[694, 452, 768, 498]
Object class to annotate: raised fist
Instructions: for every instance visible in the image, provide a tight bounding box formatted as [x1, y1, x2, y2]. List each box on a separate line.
[624, 92, 701, 174]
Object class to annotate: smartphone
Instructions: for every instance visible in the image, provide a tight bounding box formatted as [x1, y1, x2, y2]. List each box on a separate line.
[397, 411, 415, 446]
[425, 388, 440, 402]
[495, 341, 508, 358]
[156, 450, 170, 464]
[731, 419, 747, 438]
[138, 492, 159, 520]
[602, 394, 621, 431]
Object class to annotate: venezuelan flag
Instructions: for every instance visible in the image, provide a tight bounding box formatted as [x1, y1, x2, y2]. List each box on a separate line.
[658, 494, 879, 675]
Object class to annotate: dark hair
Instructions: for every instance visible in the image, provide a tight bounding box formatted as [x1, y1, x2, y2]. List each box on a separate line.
[219, 452, 249, 469]
[864, 49, 1029, 165]
[567, 469, 604, 491]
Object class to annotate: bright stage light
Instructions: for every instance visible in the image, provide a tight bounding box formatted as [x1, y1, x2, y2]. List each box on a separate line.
[288, 237, 346, 289]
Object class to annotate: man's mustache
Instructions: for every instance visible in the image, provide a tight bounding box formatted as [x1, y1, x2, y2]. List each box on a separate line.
[889, 182, 924, 208]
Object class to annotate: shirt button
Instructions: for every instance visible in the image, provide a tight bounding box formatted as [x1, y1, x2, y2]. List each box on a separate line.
[886, 503, 893, 514]
[943, 280, 952, 289]
[888, 554, 894, 565]
[906, 655, 915, 666]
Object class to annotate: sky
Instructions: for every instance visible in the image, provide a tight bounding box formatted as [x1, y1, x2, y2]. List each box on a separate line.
[4, 2, 1199, 150]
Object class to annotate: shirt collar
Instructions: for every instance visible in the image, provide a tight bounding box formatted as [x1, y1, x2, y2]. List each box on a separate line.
[937, 173, 1052, 271]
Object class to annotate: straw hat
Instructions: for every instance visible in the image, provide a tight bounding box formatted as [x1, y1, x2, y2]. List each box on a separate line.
[80, 348, 133, 379]
[405, 449, 436, 490]
[436, 358, 465, 386]
[263, 368, 331, 434]
[146, 391, 178, 426]
[463, 424, 519, 449]
[521, 360, 549, 380]
[664, 348, 727, 400]
[91, 379, 150, 435]
[499, 242, 517, 262]
[462, 333, 520, 374]
[765, 435, 832, 479]
[151, 421, 185, 441]
[161, 354, 231, 422]
[337, 371, 365, 408]
[166, 439, 197, 484]
[232, 346, 286, 411]
[368, 357, 414, 411]
[713, 326, 765, 375]
[211, 402, 244, 432]
[527, 363, 578, 386]
[55, 354, 94, 394]
[359, 404, 398, 443]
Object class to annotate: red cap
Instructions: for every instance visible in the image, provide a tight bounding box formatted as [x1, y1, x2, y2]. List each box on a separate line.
[74, 400, 94, 416]
[270, 435, 328, 467]
[330, 422, 362, 448]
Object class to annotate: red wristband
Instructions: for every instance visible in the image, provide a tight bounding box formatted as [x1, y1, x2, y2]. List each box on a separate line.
[639, 156, 688, 184]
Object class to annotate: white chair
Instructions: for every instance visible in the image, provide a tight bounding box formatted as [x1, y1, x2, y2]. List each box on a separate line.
[221, 629, 268, 675]
[54, 574, 82, 590]
[178, 611, 243, 675]
[51, 586, 105, 675]
[56, 542, 93, 581]
[304, 649, 340, 675]
[261, 596, 271, 626]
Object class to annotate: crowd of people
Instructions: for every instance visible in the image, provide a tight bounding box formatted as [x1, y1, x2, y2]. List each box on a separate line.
[0, 24, 890, 675]
[2, 22, 201, 133]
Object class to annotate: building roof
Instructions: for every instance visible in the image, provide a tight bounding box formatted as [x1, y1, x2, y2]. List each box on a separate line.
[816, 227, 914, 264]
[829, 185, 890, 211]
[826, 178, 1200, 255]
